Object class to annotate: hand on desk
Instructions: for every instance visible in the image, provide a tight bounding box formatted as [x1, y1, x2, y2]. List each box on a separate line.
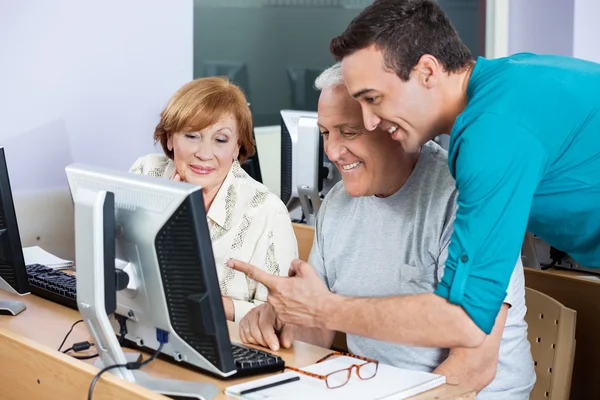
[239, 303, 297, 351]
[227, 259, 333, 329]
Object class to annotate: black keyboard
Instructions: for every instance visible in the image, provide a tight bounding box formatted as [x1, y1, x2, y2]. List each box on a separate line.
[231, 343, 285, 377]
[26, 264, 78, 310]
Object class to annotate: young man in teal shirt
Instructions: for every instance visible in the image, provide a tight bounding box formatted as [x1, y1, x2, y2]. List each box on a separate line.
[227, 0, 598, 361]
[329, 0, 600, 337]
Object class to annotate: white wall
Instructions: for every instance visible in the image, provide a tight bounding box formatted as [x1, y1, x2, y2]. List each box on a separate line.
[506, 0, 600, 63]
[0, 0, 193, 260]
[508, 0, 574, 56]
[254, 126, 281, 198]
[573, 0, 600, 63]
[0, 0, 193, 194]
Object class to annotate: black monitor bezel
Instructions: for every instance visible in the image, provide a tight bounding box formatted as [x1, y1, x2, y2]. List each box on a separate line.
[0, 147, 30, 294]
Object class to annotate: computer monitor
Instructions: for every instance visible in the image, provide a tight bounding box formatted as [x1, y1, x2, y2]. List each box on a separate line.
[201, 60, 251, 102]
[66, 163, 253, 398]
[280, 110, 341, 225]
[0, 147, 30, 316]
[286, 66, 324, 111]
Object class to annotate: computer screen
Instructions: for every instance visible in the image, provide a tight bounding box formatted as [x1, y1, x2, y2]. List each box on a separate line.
[286, 66, 324, 111]
[66, 163, 285, 392]
[0, 147, 30, 315]
[280, 110, 340, 225]
[66, 163, 236, 377]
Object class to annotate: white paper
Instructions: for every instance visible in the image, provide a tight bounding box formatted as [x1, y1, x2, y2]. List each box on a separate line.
[23, 245, 73, 270]
[226, 356, 445, 400]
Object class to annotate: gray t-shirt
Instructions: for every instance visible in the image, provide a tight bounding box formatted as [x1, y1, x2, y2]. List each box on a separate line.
[308, 142, 535, 399]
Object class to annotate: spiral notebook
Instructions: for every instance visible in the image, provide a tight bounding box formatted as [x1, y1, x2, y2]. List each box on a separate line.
[225, 356, 446, 400]
[22, 246, 74, 270]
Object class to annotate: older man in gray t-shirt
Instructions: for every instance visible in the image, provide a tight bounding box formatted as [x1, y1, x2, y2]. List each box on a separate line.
[310, 140, 535, 398]
[236, 64, 535, 398]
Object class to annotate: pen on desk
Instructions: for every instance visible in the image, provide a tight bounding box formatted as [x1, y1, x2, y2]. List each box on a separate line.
[238, 376, 301, 395]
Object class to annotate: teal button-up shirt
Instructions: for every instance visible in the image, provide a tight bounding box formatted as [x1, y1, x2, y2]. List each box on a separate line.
[435, 53, 600, 333]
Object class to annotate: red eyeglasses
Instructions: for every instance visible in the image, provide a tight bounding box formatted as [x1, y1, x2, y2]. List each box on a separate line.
[285, 351, 379, 389]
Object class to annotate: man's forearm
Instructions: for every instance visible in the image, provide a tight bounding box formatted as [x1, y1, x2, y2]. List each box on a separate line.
[323, 292, 486, 348]
[432, 304, 508, 392]
[433, 352, 495, 393]
[295, 326, 336, 349]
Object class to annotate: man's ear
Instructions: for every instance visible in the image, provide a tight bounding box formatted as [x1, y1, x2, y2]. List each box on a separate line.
[415, 54, 441, 88]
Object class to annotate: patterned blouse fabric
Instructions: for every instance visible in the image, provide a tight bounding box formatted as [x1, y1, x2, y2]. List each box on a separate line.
[129, 153, 298, 322]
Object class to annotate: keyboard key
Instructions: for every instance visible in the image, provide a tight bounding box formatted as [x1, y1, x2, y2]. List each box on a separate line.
[230, 343, 285, 376]
[26, 264, 78, 310]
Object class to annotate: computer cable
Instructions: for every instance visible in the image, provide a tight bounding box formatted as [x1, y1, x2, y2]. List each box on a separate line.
[63, 341, 98, 360]
[541, 247, 568, 270]
[58, 319, 84, 352]
[69, 353, 100, 361]
[116, 314, 128, 345]
[59, 316, 130, 361]
[87, 328, 169, 400]
[58, 318, 99, 359]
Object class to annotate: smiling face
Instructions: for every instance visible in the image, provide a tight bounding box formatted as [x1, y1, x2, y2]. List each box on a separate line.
[168, 114, 240, 194]
[318, 84, 412, 197]
[341, 45, 446, 154]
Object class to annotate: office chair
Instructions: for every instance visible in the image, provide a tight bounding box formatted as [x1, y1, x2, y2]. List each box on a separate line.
[525, 287, 577, 399]
[240, 103, 262, 183]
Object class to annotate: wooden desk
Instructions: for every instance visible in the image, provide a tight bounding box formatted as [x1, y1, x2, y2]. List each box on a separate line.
[0, 291, 475, 400]
[524, 267, 600, 399]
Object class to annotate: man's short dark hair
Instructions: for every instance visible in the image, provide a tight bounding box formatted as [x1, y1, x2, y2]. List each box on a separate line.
[330, 0, 473, 81]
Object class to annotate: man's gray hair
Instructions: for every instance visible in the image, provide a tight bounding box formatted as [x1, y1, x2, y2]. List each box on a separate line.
[314, 62, 344, 91]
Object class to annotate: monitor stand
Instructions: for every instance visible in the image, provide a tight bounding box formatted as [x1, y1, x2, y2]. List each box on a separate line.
[74, 189, 219, 400]
[0, 277, 27, 315]
[95, 356, 220, 400]
[0, 300, 26, 315]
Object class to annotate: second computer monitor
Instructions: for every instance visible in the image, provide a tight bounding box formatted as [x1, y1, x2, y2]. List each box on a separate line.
[280, 109, 340, 225]
[0, 147, 30, 315]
